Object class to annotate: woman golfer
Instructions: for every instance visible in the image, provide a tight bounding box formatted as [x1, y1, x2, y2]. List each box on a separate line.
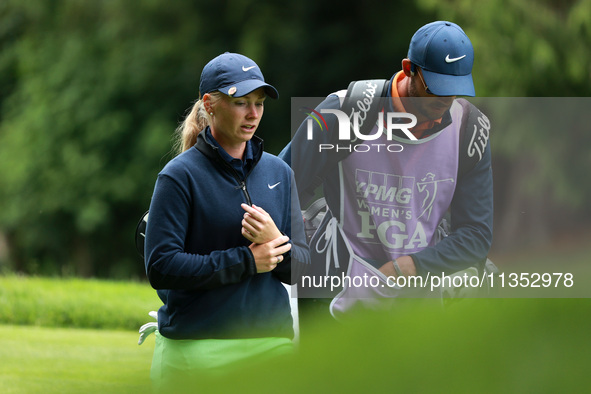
[144, 52, 309, 387]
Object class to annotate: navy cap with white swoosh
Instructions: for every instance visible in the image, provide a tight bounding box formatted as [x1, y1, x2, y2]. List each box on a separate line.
[408, 21, 475, 96]
[199, 52, 279, 99]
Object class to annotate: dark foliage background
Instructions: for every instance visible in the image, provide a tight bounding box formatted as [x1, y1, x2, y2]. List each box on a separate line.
[0, 0, 589, 278]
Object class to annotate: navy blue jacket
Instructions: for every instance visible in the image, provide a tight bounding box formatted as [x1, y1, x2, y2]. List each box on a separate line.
[145, 129, 309, 340]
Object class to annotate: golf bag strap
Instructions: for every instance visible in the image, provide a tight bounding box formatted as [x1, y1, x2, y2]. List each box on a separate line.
[456, 98, 491, 179]
[339, 79, 390, 144]
[303, 197, 327, 223]
[302, 79, 389, 200]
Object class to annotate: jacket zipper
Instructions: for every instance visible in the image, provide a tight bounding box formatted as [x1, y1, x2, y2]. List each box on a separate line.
[223, 164, 252, 206]
[214, 151, 253, 206]
[238, 180, 252, 206]
[210, 144, 254, 206]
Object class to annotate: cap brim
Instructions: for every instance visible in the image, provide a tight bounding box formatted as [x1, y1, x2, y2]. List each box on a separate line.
[421, 69, 475, 97]
[219, 79, 279, 99]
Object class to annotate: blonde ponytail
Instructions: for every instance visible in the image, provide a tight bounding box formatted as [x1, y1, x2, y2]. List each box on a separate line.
[173, 92, 222, 155]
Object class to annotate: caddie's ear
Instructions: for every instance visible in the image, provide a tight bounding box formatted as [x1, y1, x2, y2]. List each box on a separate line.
[402, 59, 413, 77]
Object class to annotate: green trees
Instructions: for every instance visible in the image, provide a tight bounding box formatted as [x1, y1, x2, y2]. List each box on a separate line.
[0, 0, 589, 277]
[0, 1, 185, 276]
[418, 0, 591, 249]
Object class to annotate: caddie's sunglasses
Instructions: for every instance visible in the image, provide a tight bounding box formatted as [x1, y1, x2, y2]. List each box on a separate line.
[416, 68, 434, 95]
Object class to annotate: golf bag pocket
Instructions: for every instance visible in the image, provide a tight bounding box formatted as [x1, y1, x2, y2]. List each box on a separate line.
[329, 255, 401, 321]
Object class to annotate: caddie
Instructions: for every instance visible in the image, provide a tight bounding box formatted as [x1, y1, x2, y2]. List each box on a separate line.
[280, 21, 493, 319]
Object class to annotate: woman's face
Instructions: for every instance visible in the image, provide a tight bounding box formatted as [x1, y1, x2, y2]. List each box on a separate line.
[208, 88, 266, 149]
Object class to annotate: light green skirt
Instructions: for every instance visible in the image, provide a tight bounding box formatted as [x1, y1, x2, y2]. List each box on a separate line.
[150, 331, 293, 389]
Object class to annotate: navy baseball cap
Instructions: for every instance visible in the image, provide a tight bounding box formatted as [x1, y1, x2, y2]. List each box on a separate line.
[408, 21, 475, 96]
[199, 52, 279, 99]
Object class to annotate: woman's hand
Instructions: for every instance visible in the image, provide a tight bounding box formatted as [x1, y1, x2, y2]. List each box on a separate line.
[241, 203, 282, 244]
[248, 235, 292, 273]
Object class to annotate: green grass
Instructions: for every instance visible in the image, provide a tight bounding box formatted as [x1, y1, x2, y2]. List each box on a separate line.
[210, 298, 591, 393]
[0, 275, 161, 330]
[3, 299, 590, 393]
[0, 325, 153, 393]
[1, 244, 590, 393]
[0, 275, 158, 393]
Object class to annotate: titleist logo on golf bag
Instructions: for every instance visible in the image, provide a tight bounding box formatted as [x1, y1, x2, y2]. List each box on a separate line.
[347, 81, 379, 135]
[467, 111, 491, 161]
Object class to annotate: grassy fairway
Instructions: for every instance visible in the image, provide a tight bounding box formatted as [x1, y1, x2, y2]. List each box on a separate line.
[1, 242, 590, 394]
[0, 325, 153, 393]
[1, 299, 590, 393]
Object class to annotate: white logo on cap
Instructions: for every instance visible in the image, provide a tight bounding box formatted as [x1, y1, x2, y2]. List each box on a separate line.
[228, 87, 237, 96]
[242, 66, 256, 72]
[445, 54, 466, 63]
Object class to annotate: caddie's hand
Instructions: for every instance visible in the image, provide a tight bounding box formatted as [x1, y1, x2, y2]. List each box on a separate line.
[241, 203, 282, 244]
[249, 235, 291, 273]
[378, 256, 417, 278]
